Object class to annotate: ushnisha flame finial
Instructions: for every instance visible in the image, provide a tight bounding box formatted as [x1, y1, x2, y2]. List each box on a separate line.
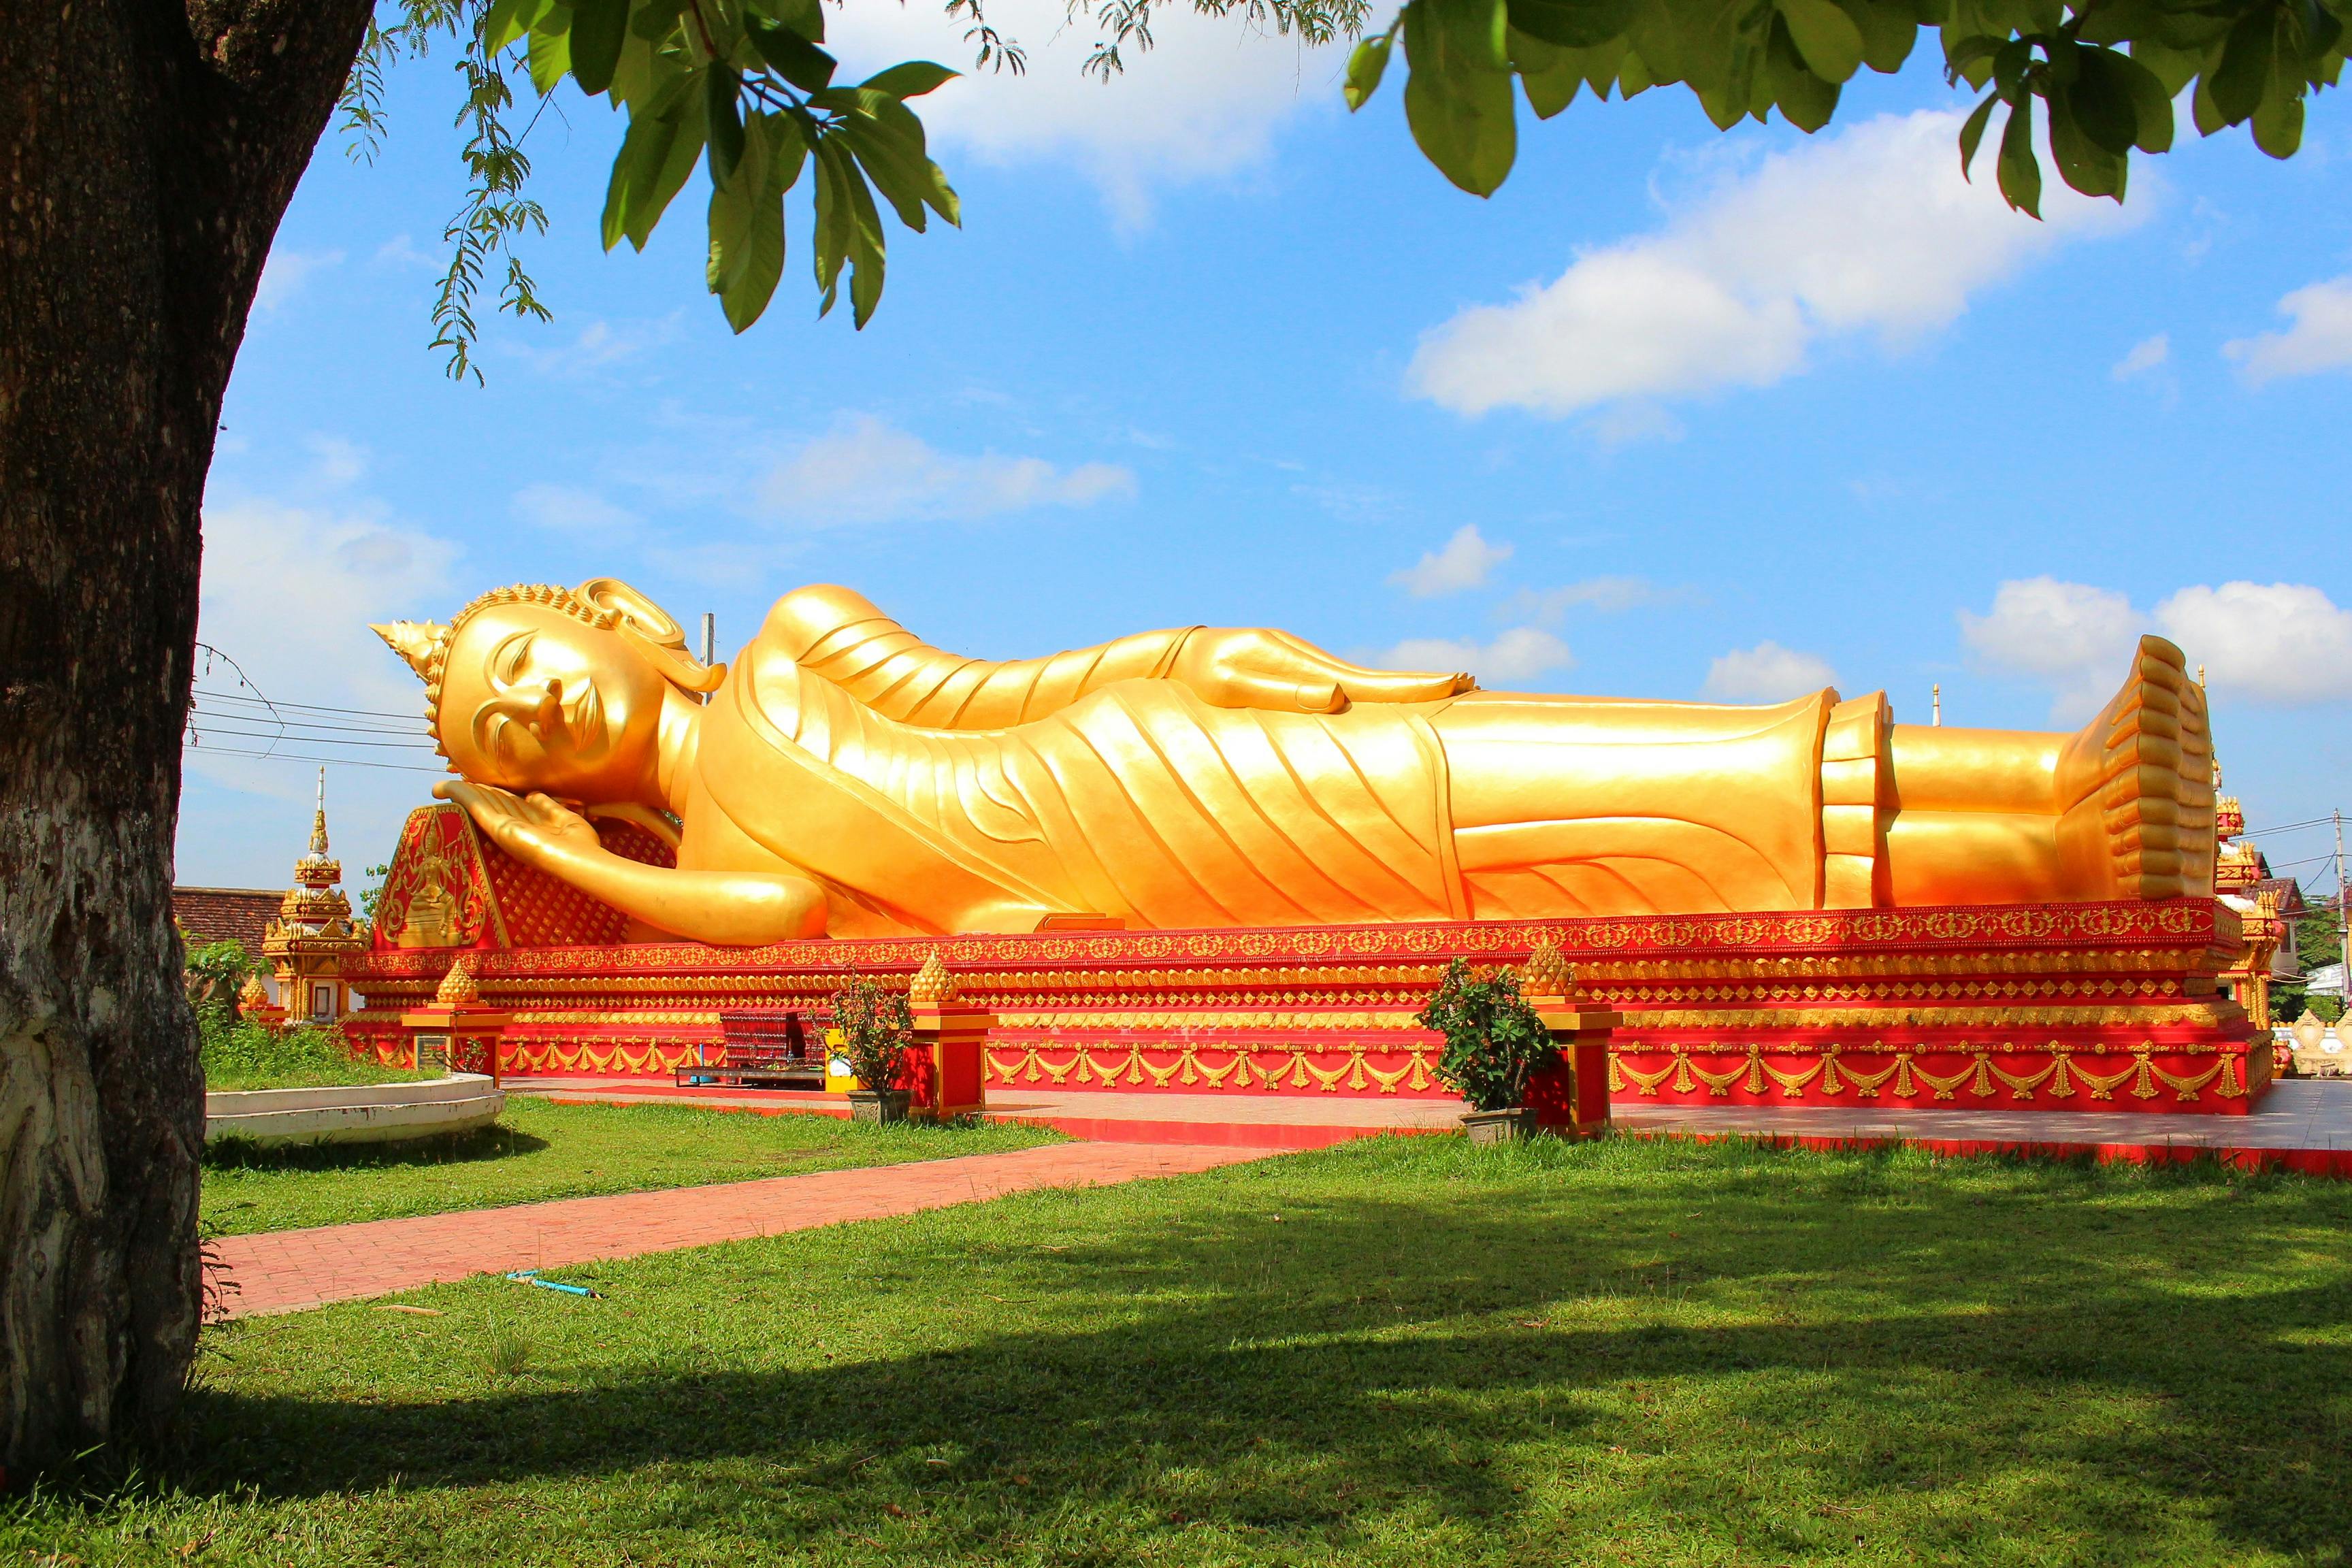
[434, 956, 480, 1007]
[908, 950, 958, 1005]
[1520, 939, 1578, 999]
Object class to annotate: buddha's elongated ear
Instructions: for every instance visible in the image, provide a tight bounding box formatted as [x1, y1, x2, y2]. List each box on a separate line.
[574, 577, 724, 694]
[373, 621, 446, 681]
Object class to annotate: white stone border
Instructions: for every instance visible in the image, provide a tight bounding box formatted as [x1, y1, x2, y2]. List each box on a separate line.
[204, 1073, 506, 1147]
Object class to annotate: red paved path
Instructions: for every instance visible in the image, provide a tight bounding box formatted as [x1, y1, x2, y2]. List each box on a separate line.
[212, 1141, 1265, 1318]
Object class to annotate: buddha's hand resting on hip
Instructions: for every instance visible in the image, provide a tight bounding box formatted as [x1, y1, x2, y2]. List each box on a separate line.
[436, 781, 608, 870]
[1170, 628, 1476, 714]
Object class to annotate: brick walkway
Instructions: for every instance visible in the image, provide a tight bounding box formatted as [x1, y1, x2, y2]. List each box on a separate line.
[212, 1141, 1266, 1318]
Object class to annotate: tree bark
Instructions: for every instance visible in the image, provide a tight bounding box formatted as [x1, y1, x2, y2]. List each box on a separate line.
[0, 0, 374, 1473]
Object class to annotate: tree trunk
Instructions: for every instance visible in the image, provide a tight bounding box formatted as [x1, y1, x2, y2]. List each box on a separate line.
[0, 0, 373, 1474]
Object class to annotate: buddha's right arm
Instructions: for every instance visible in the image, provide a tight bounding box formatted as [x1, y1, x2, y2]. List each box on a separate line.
[543, 854, 829, 945]
[440, 783, 827, 944]
[762, 584, 1192, 728]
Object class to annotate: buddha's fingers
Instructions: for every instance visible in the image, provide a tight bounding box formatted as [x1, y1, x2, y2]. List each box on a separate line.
[1339, 669, 1479, 704]
[1205, 671, 1352, 713]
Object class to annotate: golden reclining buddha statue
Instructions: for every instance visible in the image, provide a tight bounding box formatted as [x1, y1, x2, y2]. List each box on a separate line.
[374, 579, 2215, 946]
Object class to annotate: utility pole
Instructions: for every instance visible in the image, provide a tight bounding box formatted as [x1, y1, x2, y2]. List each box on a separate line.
[1931, 684, 1941, 727]
[700, 612, 715, 668]
[2337, 808, 2349, 1013]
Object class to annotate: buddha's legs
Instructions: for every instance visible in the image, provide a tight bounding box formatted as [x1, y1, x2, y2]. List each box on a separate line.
[1431, 690, 1837, 915]
[1885, 635, 2213, 903]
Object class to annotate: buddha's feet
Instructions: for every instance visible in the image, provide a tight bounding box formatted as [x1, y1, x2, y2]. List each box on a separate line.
[2054, 636, 2215, 900]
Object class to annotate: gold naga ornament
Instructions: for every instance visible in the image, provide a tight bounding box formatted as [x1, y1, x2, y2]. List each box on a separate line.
[374, 580, 2215, 947]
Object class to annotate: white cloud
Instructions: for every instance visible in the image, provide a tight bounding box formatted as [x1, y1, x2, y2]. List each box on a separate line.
[1409, 110, 2141, 421]
[1962, 576, 2352, 719]
[2113, 333, 2170, 380]
[2153, 582, 2352, 705]
[1703, 641, 1838, 702]
[2223, 277, 2352, 385]
[1390, 525, 1512, 598]
[825, 0, 1339, 227]
[512, 314, 684, 378]
[255, 248, 344, 312]
[514, 482, 640, 536]
[1505, 576, 1670, 623]
[762, 414, 1136, 526]
[305, 435, 369, 489]
[1382, 627, 1572, 686]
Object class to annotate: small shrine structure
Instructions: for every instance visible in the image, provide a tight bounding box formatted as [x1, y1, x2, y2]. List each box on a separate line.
[261, 772, 370, 1026]
[2212, 767, 2307, 1030]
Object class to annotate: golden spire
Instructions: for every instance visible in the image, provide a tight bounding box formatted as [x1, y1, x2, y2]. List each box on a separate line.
[908, 950, 958, 1004]
[238, 971, 271, 1010]
[308, 768, 329, 857]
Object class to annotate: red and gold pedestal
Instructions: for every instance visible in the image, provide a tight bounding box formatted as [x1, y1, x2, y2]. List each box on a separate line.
[1522, 946, 1620, 1136]
[344, 804, 2265, 1117]
[905, 953, 990, 1120]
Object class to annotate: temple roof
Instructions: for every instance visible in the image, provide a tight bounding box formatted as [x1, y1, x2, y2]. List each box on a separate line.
[173, 887, 282, 953]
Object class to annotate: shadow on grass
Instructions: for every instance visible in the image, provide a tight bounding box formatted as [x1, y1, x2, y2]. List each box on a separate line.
[201, 1123, 553, 1174]
[180, 1137, 2352, 1561]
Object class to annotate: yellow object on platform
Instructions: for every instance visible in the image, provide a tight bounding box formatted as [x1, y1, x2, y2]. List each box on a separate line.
[372, 581, 2215, 947]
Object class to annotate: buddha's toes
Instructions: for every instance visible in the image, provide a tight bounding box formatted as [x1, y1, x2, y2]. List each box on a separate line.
[2055, 636, 2215, 900]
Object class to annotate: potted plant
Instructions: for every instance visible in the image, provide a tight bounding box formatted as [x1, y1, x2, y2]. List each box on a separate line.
[832, 973, 915, 1124]
[1416, 958, 1556, 1143]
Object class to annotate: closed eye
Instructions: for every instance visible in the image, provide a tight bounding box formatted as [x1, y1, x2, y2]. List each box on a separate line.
[493, 630, 535, 688]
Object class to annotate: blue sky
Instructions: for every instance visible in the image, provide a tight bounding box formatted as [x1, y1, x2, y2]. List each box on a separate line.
[180, 1, 2352, 899]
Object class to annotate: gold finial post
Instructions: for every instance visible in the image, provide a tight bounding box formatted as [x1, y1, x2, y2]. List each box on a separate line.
[1520, 939, 1577, 1000]
[908, 950, 958, 1005]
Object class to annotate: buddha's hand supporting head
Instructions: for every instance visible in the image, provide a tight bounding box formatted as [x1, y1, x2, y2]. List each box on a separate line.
[374, 578, 721, 804]
[1171, 627, 1476, 714]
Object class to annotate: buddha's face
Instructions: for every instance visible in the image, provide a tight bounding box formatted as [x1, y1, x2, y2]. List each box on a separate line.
[436, 604, 669, 801]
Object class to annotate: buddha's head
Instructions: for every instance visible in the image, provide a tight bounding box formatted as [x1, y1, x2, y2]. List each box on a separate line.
[374, 578, 721, 803]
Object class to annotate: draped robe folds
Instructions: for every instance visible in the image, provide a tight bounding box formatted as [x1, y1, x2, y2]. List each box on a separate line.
[685, 593, 1842, 937]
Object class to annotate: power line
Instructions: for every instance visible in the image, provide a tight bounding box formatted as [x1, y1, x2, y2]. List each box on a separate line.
[182, 742, 447, 774]
[187, 703, 428, 739]
[187, 722, 438, 752]
[191, 687, 425, 723]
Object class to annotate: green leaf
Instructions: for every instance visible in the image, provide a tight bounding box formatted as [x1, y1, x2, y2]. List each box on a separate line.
[1765, 14, 1840, 127]
[2208, 5, 2276, 123]
[2251, 77, 2306, 155]
[1507, 0, 1640, 49]
[568, 0, 629, 95]
[527, 9, 574, 95]
[1511, 27, 1586, 114]
[1777, 0, 1865, 81]
[812, 137, 852, 314]
[706, 65, 746, 185]
[2048, 89, 2125, 198]
[604, 74, 708, 251]
[2128, 37, 2202, 97]
[2192, 74, 2227, 135]
[2110, 48, 2175, 151]
[1995, 92, 2041, 216]
[1839, 0, 1916, 74]
[2068, 47, 2141, 154]
[840, 110, 949, 231]
[860, 61, 960, 98]
[708, 114, 787, 332]
[485, 0, 555, 55]
[1957, 89, 1997, 177]
[748, 19, 837, 93]
[1403, 0, 1520, 196]
[1346, 32, 1395, 109]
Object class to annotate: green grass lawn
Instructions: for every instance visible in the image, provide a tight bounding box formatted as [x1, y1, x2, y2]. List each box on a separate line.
[22, 1134, 2352, 1565]
[200, 1098, 1066, 1235]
